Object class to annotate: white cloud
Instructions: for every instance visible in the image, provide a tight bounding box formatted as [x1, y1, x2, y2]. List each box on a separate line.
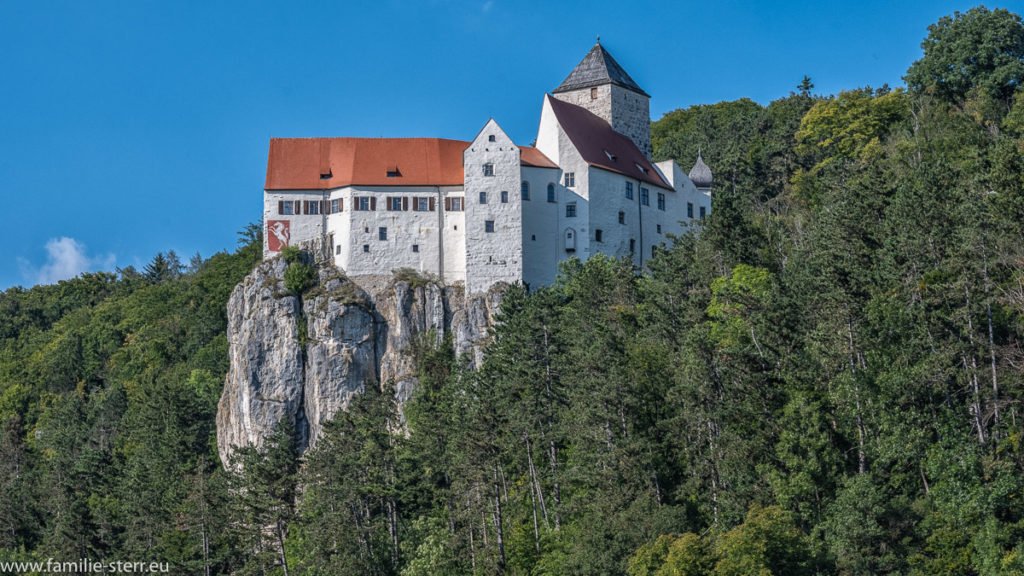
[18, 237, 117, 286]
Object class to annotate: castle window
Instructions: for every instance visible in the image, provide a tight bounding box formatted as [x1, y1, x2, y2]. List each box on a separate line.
[657, 192, 665, 211]
[625, 182, 633, 199]
[566, 203, 577, 218]
[521, 181, 530, 200]
[565, 228, 576, 252]
[379, 227, 387, 241]
[279, 200, 296, 215]
[479, 191, 487, 204]
[305, 200, 321, 215]
[657, 224, 662, 234]
[564, 172, 575, 187]
[687, 202, 694, 218]
[532, 234, 536, 241]
[363, 244, 369, 253]
[483, 163, 494, 177]
[629, 238, 636, 253]
[488, 135, 496, 142]
[330, 199, 341, 214]
[700, 206, 706, 219]
[335, 245, 341, 255]
[416, 197, 430, 211]
[591, 87, 598, 100]
[652, 245, 657, 258]
[485, 220, 495, 233]
[356, 197, 373, 211]
[595, 229, 603, 242]
[618, 211, 625, 224]
[640, 188, 649, 206]
[446, 197, 464, 211]
[387, 197, 403, 211]
[501, 190, 508, 203]
[547, 183, 556, 203]
[412, 244, 419, 253]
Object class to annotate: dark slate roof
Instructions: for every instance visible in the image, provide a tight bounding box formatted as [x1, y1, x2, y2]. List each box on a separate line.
[553, 42, 650, 97]
[546, 95, 670, 190]
[688, 151, 712, 188]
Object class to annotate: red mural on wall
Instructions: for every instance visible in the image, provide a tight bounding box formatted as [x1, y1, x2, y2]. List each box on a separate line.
[267, 220, 290, 252]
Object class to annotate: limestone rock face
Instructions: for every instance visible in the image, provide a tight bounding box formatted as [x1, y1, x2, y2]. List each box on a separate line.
[215, 255, 503, 467]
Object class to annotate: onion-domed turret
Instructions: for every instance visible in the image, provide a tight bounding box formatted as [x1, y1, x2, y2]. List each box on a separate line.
[689, 150, 712, 189]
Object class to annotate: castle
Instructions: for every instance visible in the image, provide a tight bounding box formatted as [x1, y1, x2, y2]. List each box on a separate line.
[263, 41, 712, 294]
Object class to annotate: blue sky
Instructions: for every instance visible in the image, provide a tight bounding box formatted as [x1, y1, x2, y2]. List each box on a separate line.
[2, 0, 1021, 289]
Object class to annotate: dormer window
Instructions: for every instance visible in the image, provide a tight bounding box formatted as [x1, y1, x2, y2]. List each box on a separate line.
[604, 150, 616, 162]
[320, 169, 332, 180]
[386, 164, 401, 178]
[635, 163, 647, 174]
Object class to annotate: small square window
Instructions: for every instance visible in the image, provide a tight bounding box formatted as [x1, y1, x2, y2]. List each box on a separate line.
[379, 227, 387, 241]
[451, 197, 464, 211]
[416, 197, 430, 211]
[335, 245, 341, 255]
[591, 87, 598, 100]
[618, 211, 625, 225]
[566, 203, 576, 218]
[387, 197, 402, 211]
[483, 163, 494, 177]
[501, 190, 508, 203]
[531, 234, 536, 241]
[657, 224, 662, 233]
[595, 229, 603, 242]
[306, 201, 320, 215]
[687, 202, 694, 218]
[700, 206, 706, 219]
[412, 244, 419, 253]
[629, 238, 636, 253]
[330, 199, 341, 214]
[488, 135, 496, 142]
[364, 226, 369, 233]
[479, 191, 487, 204]
[564, 172, 575, 187]
[363, 244, 369, 253]
[485, 220, 495, 233]
[652, 245, 657, 257]
[358, 197, 371, 211]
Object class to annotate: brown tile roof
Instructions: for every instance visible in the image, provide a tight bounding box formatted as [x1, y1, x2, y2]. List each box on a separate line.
[520, 146, 557, 168]
[266, 138, 559, 189]
[546, 96, 670, 190]
[266, 137, 470, 189]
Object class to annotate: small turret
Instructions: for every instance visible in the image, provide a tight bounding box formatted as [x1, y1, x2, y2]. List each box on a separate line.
[689, 150, 712, 190]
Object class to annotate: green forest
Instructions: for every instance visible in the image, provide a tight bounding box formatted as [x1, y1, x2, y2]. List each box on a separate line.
[4, 6, 1024, 575]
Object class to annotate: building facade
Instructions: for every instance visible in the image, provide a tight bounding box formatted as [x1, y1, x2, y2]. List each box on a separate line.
[263, 42, 712, 294]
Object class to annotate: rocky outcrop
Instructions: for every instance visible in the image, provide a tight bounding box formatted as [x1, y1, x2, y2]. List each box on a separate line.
[216, 251, 502, 467]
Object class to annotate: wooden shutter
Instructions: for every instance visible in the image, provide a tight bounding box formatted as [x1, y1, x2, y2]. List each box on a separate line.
[403, 197, 409, 211]
[445, 197, 451, 211]
[370, 197, 377, 211]
[278, 201, 284, 215]
[340, 198, 343, 212]
[320, 200, 325, 214]
[429, 197, 436, 211]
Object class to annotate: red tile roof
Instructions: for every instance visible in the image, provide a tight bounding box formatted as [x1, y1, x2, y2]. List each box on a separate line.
[546, 95, 671, 190]
[266, 138, 560, 189]
[520, 146, 557, 168]
[266, 137, 470, 190]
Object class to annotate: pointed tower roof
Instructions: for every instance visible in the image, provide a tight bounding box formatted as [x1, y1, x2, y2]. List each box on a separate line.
[553, 41, 650, 97]
[689, 150, 712, 188]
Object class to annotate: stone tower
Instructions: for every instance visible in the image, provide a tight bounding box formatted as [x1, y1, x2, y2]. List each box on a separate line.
[551, 40, 652, 159]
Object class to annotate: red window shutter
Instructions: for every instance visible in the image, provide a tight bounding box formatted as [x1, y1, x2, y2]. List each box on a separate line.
[340, 198, 343, 211]
[403, 197, 409, 211]
[320, 200, 325, 214]
[429, 197, 436, 211]
[370, 197, 377, 211]
[445, 197, 451, 211]
[278, 201, 284, 215]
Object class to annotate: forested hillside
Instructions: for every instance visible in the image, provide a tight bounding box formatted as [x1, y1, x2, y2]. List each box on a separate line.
[3, 6, 1024, 575]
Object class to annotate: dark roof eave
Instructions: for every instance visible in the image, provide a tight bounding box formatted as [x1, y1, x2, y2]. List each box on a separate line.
[552, 79, 650, 98]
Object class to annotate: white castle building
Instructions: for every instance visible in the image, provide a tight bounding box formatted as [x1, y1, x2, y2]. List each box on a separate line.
[263, 42, 712, 294]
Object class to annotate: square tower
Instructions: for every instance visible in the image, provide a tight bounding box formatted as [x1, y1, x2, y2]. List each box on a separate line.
[551, 41, 652, 160]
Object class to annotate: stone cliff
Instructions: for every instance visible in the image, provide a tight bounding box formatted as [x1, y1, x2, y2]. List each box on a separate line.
[216, 248, 501, 467]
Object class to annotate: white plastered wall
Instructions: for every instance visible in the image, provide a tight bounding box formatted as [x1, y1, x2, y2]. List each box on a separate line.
[263, 191, 327, 259]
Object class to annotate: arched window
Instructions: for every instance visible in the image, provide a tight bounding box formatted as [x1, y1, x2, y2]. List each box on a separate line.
[564, 228, 576, 252]
[547, 183, 556, 203]
[521, 181, 530, 200]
